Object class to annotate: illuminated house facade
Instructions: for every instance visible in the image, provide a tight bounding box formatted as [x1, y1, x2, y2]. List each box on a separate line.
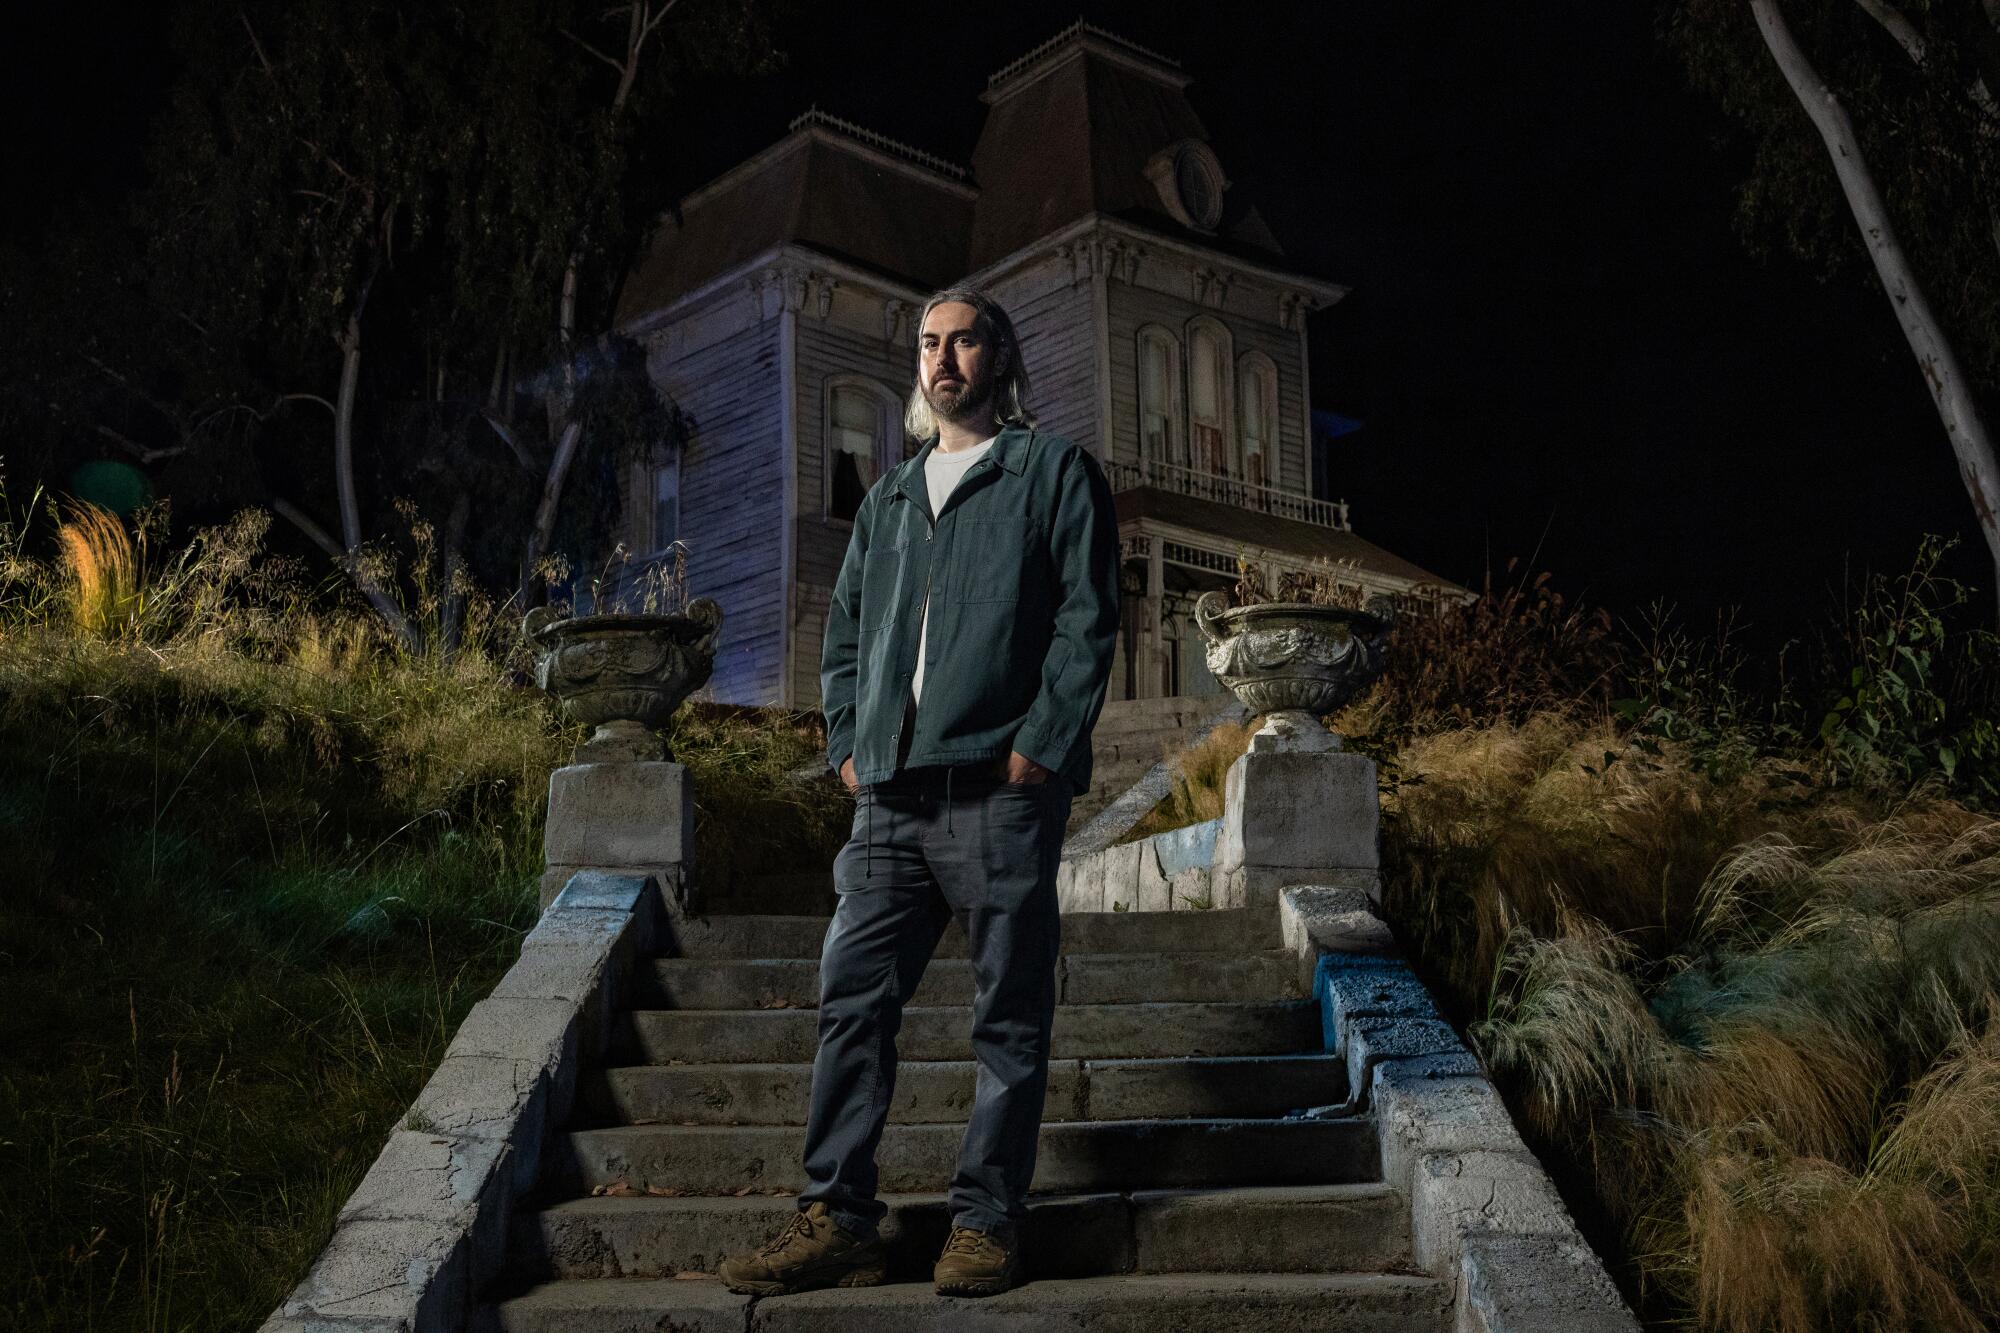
[610, 21, 1455, 707]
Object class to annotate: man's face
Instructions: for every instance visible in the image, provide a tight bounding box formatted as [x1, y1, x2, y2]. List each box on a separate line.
[918, 302, 1003, 425]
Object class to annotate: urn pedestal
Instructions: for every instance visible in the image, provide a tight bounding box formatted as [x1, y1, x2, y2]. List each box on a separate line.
[1195, 592, 1391, 907]
[527, 601, 723, 914]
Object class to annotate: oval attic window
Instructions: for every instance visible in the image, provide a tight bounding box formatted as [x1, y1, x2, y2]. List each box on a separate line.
[1175, 145, 1223, 230]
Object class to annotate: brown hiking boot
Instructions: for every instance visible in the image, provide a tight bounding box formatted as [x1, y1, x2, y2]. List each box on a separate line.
[716, 1201, 887, 1296]
[933, 1224, 1019, 1296]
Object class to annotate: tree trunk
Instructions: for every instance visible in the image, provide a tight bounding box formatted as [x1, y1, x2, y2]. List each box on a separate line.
[520, 418, 584, 609]
[333, 311, 366, 555]
[519, 3, 675, 607]
[326, 314, 418, 648]
[1753, 0, 2000, 612]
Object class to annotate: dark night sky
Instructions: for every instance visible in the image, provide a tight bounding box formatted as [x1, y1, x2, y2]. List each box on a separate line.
[5, 0, 1977, 642]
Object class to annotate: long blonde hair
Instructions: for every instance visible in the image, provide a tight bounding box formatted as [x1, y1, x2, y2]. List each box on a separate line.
[903, 286, 1038, 442]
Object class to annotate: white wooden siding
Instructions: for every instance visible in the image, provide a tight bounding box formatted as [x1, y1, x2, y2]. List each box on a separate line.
[792, 318, 915, 705]
[991, 273, 1098, 457]
[646, 319, 786, 704]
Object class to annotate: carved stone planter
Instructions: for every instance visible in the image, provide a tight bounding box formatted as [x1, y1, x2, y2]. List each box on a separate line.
[525, 600, 724, 762]
[1194, 591, 1389, 748]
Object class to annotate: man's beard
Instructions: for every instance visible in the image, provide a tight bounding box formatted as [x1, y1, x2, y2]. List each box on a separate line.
[924, 371, 996, 426]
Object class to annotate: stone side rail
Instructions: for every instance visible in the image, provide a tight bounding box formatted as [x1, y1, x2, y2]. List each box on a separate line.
[1279, 885, 1639, 1333]
[260, 872, 660, 1333]
[1056, 817, 1221, 913]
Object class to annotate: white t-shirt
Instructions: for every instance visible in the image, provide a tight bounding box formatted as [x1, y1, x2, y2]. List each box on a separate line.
[911, 435, 996, 708]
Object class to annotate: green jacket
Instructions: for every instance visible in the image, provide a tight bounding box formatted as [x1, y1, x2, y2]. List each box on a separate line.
[821, 425, 1121, 793]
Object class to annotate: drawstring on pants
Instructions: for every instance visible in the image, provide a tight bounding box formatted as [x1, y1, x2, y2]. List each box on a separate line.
[862, 762, 962, 882]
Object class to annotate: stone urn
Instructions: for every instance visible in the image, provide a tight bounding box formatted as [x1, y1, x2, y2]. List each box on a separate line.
[524, 599, 724, 762]
[1194, 591, 1389, 750]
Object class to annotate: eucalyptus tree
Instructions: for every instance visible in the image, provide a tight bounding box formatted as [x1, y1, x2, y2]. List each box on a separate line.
[57, 0, 779, 645]
[1664, 0, 2000, 611]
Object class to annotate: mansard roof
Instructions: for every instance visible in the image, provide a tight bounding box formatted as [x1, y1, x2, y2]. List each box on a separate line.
[617, 24, 1321, 327]
[614, 110, 975, 327]
[967, 21, 1284, 272]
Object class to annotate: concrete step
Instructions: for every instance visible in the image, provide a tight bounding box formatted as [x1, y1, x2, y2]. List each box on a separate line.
[640, 950, 1299, 1009]
[511, 1184, 1410, 1281]
[480, 1271, 1448, 1333]
[614, 1001, 1319, 1065]
[547, 1116, 1379, 1196]
[659, 909, 1279, 961]
[584, 1054, 1347, 1126]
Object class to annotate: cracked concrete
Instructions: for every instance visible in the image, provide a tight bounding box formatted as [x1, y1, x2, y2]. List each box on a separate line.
[264, 870, 664, 1333]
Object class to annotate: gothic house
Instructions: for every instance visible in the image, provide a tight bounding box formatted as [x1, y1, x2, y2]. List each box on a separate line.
[610, 21, 1455, 709]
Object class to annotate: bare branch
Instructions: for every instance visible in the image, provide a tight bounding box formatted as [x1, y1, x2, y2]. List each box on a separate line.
[560, 26, 626, 74]
[1855, 0, 1926, 63]
[187, 402, 266, 440]
[272, 498, 343, 560]
[94, 425, 192, 465]
[637, 0, 681, 52]
[81, 353, 186, 426]
[487, 342, 509, 415]
[274, 497, 421, 650]
[240, 14, 278, 84]
[482, 411, 537, 471]
[298, 136, 364, 192]
[1853, 0, 1999, 120]
[520, 418, 584, 607]
[279, 392, 337, 415]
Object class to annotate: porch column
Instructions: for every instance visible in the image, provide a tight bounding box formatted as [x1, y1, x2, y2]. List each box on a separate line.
[1145, 536, 1165, 699]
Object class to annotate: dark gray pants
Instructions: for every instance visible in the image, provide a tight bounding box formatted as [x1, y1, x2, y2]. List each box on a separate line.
[798, 762, 1072, 1240]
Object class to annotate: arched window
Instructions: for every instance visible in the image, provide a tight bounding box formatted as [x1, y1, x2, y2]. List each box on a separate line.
[825, 377, 898, 521]
[1237, 353, 1278, 491]
[1185, 317, 1233, 476]
[1135, 325, 1184, 466]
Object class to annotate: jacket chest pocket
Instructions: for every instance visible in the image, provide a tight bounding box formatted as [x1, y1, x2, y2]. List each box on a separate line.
[859, 538, 912, 629]
[953, 518, 1039, 605]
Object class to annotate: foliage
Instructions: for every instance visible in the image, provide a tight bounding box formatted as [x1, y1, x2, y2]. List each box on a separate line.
[1661, 0, 2000, 395]
[0, 499, 845, 1330]
[2, 0, 785, 634]
[1130, 540, 2000, 1325]
[1339, 563, 1623, 749]
[1816, 534, 2000, 801]
[1417, 757, 2000, 1330]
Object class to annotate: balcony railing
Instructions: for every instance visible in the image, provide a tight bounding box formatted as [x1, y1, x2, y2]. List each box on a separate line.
[1106, 457, 1350, 531]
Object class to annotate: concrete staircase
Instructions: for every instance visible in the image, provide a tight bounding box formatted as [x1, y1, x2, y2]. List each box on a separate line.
[479, 906, 1450, 1331]
[1071, 693, 1246, 832]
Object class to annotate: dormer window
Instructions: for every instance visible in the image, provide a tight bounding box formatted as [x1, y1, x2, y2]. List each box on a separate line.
[1146, 139, 1227, 232]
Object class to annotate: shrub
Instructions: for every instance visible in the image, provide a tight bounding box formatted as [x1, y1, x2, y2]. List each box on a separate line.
[1137, 538, 2000, 1327]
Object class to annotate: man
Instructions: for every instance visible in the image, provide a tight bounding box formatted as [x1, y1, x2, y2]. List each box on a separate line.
[718, 288, 1120, 1298]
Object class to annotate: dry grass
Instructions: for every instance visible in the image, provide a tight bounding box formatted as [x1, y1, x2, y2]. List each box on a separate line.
[1124, 549, 2000, 1328]
[0, 498, 849, 1330]
[1117, 720, 1251, 843]
[54, 502, 142, 635]
[1410, 718, 2000, 1329]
